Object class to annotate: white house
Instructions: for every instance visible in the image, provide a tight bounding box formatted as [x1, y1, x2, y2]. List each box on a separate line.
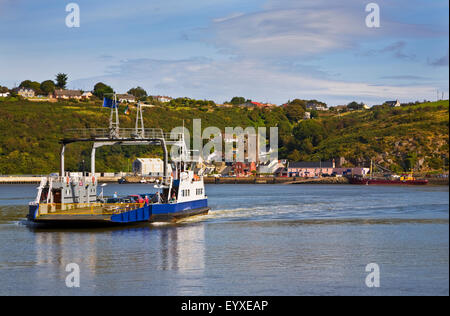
[81, 91, 93, 99]
[117, 94, 136, 103]
[17, 88, 35, 98]
[306, 101, 328, 111]
[0, 92, 10, 97]
[133, 158, 172, 176]
[152, 95, 173, 103]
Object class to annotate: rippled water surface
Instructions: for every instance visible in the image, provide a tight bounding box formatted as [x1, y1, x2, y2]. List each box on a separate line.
[0, 184, 448, 295]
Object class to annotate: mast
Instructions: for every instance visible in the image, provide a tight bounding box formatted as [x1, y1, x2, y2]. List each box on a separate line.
[109, 93, 120, 138]
[135, 102, 145, 138]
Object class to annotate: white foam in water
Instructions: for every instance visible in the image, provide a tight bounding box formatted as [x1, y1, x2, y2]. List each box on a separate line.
[150, 221, 173, 227]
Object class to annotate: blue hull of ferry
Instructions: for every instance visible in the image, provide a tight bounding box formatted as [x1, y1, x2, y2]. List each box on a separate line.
[28, 199, 209, 225]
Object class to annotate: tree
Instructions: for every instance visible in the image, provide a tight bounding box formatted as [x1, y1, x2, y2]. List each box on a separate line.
[55, 73, 68, 89]
[93, 82, 114, 99]
[293, 120, 327, 147]
[284, 102, 305, 123]
[310, 109, 319, 119]
[347, 101, 364, 110]
[229, 97, 246, 105]
[40, 80, 56, 95]
[404, 153, 418, 171]
[127, 86, 147, 99]
[0, 86, 9, 93]
[288, 149, 302, 161]
[289, 99, 307, 110]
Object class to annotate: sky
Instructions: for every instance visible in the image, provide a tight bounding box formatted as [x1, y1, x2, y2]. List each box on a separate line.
[0, 0, 448, 106]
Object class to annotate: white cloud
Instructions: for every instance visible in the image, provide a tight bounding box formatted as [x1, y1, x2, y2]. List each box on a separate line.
[198, 0, 442, 59]
[72, 57, 437, 105]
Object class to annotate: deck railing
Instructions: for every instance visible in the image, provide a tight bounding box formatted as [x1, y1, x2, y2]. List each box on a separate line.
[36, 202, 144, 217]
[64, 128, 183, 141]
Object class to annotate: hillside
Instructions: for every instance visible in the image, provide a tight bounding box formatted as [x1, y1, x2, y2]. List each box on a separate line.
[287, 100, 449, 173]
[0, 99, 448, 174]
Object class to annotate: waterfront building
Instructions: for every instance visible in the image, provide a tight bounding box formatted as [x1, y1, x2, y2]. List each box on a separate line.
[288, 160, 335, 177]
[133, 158, 172, 177]
[232, 162, 257, 177]
[258, 160, 285, 175]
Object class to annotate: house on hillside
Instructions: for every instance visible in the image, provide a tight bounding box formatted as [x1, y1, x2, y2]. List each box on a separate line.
[248, 101, 276, 108]
[54, 89, 82, 99]
[152, 95, 173, 103]
[17, 88, 35, 98]
[333, 105, 348, 112]
[0, 92, 10, 97]
[81, 91, 93, 99]
[306, 101, 328, 111]
[385, 100, 400, 107]
[117, 94, 136, 103]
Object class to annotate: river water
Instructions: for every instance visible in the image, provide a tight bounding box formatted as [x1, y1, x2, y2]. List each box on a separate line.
[0, 184, 448, 296]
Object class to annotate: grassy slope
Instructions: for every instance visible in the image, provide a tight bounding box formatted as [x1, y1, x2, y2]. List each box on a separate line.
[0, 99, 448, 174]
[0, 100, 287, 174]
[315, 100, 449, 171]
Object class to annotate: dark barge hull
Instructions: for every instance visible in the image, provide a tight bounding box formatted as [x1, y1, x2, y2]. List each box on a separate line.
[349, 178, 428, 185]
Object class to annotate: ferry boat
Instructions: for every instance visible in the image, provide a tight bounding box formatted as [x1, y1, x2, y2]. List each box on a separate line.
[27, 100, 209, 225]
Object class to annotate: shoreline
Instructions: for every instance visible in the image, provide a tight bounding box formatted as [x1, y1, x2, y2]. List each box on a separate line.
[0, 176, 448, 186]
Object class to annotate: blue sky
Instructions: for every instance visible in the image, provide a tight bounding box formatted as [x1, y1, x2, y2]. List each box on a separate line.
[0, 0, 448, 105]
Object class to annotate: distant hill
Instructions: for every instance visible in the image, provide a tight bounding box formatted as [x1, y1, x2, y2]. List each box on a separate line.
[288, 100, 449, 173]
[0, 98, 448, 174]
